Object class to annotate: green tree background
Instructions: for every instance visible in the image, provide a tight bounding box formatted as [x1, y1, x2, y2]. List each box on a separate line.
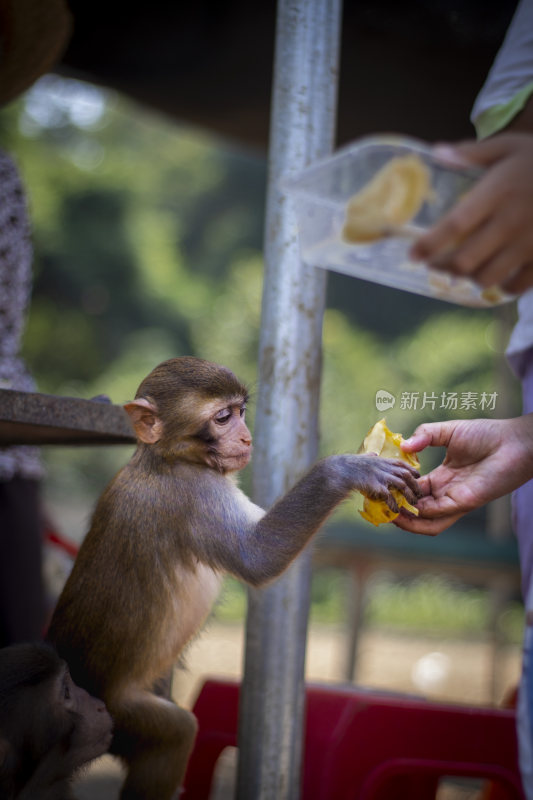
[0, 75, 520, 518]
[0, 76, 522, 640]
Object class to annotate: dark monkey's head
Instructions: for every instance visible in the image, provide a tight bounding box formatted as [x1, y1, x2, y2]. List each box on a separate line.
[0, 643, 112, 792]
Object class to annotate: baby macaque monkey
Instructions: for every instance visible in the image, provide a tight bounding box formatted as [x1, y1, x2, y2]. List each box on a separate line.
[47, 356, 420, 800]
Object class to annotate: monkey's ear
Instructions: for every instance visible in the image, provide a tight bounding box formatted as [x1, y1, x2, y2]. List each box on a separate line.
[124, 398, 164, 444]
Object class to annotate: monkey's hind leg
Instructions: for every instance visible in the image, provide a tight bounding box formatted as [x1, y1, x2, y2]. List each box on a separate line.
[110, 689, 198, 800]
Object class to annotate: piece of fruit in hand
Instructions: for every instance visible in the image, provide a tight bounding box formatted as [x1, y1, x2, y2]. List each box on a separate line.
[358, 418, 420, 526]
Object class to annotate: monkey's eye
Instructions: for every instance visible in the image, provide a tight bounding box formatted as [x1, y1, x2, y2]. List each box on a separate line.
[239, 406, 247, 417]
[215, 409, 232, 425]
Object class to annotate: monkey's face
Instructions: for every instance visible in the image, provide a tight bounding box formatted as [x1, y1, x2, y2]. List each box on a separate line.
[52, 664, 114, 759]
[200, 400, 252, 473]
[124, 359, 253, 471]
[0, 644, 113, 773]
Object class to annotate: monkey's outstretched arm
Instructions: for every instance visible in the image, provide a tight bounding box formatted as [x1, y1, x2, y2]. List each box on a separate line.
[194, 454, 420, 585]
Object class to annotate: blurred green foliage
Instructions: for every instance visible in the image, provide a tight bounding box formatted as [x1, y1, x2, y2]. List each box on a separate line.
[215, 572, 524, 644]
[0, 75, 522, 559]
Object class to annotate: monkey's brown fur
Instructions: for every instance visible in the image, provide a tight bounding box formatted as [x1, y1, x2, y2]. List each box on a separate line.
[47, 356, 420, 800]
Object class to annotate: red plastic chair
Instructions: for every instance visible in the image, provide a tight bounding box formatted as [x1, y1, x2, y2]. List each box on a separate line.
[182, 679, 240, 799]
[182, 679, 525, 799]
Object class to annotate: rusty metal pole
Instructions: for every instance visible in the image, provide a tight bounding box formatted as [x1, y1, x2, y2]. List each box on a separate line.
[236, 1, 342, 799]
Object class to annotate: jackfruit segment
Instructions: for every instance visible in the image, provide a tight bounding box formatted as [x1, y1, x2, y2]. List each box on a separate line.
[358, 418, 420, 526]
[359, 417, 420, 469]
[360, 488, 419, 527]
[342, 154, 431, 243]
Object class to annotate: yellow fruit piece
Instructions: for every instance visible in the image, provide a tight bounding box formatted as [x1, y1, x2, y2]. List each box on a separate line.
[342, 154, 431, 243]
[359, 417, 420, 468]
[360, 488, 419, 526]
[358, 418, 420, 527]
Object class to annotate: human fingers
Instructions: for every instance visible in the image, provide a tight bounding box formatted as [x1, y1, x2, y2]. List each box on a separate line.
[465, 240, 530, 289]
[429, 138, 516, 170]
[429, 143, 474, 168]
[411, 135, 532, 267]
[413, 474, 432, 497]
[411, 157, 512, 268]
[393, 509, 464, 536]
[410, 191, 486, 266]
[450, 135, 523, 167]
[406, 140, 487, 263]
[401, 421, 459, 453]
[424, 216, 508, 281]
[411, 489, 464, 517]
[427, 178, 533, 286]
[504, 262, 533, 294]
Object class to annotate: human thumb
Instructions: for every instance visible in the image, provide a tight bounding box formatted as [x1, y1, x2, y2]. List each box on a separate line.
[402, 420, 459, 453]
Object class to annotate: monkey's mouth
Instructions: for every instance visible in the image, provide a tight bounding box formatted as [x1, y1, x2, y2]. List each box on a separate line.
[206, 444, 252, 472]
[233, 449, 252, 463]
[226, 449, 252, 469]
[93, 720, 114, 757]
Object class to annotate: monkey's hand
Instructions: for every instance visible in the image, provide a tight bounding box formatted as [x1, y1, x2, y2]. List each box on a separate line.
[349, 454, 421, 515]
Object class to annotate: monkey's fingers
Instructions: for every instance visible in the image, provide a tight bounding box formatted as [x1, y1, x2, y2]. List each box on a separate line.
[360, 470, 421, 527]
[382, 459, 422, 490]
[382, 457, 421, 478]
[359, 487, 405, 526]
[383, 489, 400, 514]
[385, 466, 423, 504]
[378, 458, 422, 499]
[388, 480, 420, 508]
[359, 482, 400, 508]
[360, 464, 417, 503]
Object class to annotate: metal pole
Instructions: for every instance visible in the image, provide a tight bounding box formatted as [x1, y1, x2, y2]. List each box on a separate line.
[236, 2, 342, 799]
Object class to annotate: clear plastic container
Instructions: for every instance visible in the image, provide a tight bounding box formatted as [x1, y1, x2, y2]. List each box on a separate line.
[284, 135, 514, 308]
